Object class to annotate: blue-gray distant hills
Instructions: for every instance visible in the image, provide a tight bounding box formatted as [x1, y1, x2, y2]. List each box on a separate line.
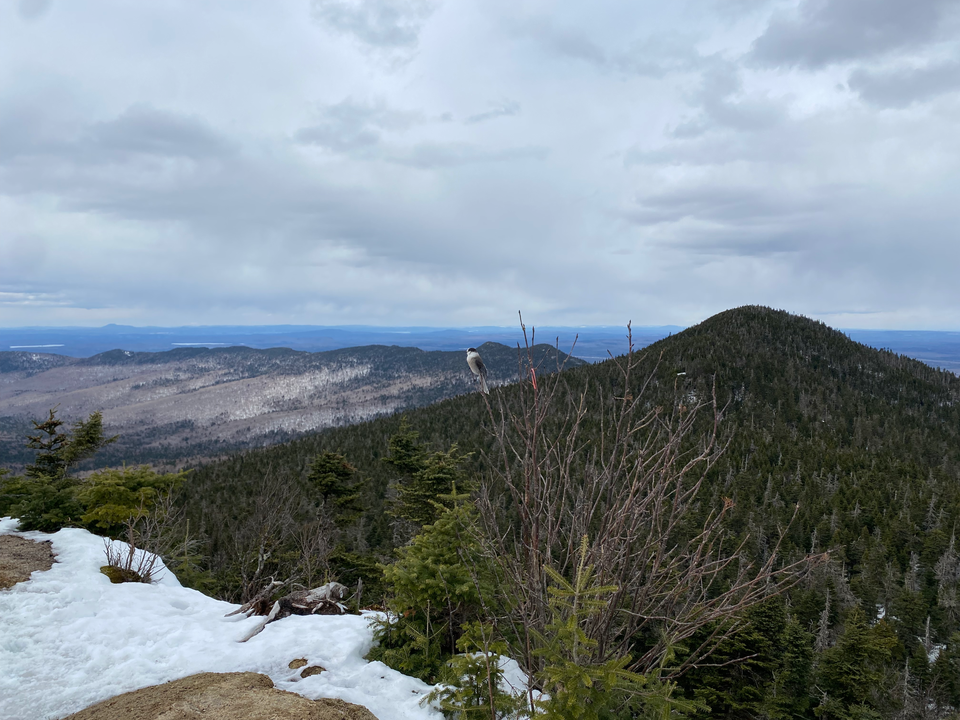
[1, 324, 680, 362]
[3, 323, 959, 371]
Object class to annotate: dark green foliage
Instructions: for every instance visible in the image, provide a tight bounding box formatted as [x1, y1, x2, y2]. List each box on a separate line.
[530, 537, 694, 720]
[677, 600, 817, 720]
[306, 451, 363, 521]
[679, 601, 789, 719]
[393, 447, 472, 528]
[1, 472, 82, 532]
[383, 419, 428, 476]
[531, 539, 639, 720]
[75, 465, 187, 536]
[385, 419, 473, 528]
[813, 608, 899, 720]
[934, 633, 960, 710]
[765, 615, 816, 720]
[327, 549, 385, 607]
[369, 494, 487, 683]
[426, 622, 528, 719]
[23, 408, 70, 480]
[0, 408, 121, 531]
[25, 408, 117, 480]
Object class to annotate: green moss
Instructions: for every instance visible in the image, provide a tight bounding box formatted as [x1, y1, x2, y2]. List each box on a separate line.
[100, 565, 143, 584]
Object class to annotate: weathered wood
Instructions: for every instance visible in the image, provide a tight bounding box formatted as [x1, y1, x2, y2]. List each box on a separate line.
[233, 581, 350, 642]
[225, 578, 288, 618]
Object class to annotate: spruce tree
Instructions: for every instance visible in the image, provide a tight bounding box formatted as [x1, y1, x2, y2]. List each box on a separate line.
[370, 489, 487, 683]
[2, 408, 118, 531]
[814, 607, 898, 719]
[306, 451, 363, 521]
[383, 419, 472, 527]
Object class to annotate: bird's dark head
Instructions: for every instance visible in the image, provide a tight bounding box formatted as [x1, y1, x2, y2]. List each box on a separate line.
[467, 347, 477, 353]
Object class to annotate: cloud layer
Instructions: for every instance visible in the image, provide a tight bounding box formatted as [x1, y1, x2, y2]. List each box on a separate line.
[1, 0, 959, 329]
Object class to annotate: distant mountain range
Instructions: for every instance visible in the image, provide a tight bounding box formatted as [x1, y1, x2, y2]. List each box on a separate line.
[3, 323, 959, 371]
[0, 342, 583, 469]
[0, 324, 682, 362]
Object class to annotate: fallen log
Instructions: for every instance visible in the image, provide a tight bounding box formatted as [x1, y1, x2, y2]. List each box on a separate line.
[232, 581, 350, 642]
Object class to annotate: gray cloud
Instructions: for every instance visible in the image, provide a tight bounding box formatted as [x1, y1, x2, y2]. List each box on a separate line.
[0, 103, 232, 168]
[86, 105, 234, 160]
[0, 98, 549, 311]
[387, 142, 547, 168]
[294, 98, 542, 168]
[627, 184, 834, 231]
[294, 98, 421, 155]
[465, 101, 520, 124]
[18, 0, 52, 21]
[311, 0, 439, 49]
[0, 106, 67, 163]
[515, 18, 607, 65]
[751, 0, 955, 68]
[849, 60, 960, 107]
[511, 15, 702, 78]
[611, 36, 705, 78]
[663, 59, 784, 139]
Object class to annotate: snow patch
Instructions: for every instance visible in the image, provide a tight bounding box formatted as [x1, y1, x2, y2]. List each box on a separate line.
[0, 518, 439, 720]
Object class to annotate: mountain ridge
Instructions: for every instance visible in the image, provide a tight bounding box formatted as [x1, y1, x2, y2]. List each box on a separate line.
[0, 342, 583, 469]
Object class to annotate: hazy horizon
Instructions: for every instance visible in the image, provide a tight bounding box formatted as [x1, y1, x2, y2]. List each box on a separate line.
[4, 318, 960, 371]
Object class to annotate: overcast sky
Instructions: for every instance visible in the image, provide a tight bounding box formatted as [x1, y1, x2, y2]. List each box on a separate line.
[2, 0, 959, 330]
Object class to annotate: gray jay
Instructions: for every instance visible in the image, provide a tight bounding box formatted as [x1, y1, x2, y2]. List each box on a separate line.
[466, 347, 489, 394]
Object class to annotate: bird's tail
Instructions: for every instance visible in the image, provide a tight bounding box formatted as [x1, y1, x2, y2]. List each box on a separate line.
[479, 375, 489, 394]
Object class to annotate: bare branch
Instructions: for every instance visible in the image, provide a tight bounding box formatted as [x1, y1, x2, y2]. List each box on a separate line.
[475, 320, 825, 690]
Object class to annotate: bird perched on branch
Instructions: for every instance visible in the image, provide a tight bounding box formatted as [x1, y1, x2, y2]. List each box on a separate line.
[466, 347, 489, 394]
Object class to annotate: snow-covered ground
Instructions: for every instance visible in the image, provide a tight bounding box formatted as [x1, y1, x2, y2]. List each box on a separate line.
[0, 518, 440, 720]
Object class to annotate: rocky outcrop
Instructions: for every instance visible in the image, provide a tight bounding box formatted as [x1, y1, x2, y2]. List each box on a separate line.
[0, 535, 55, 589]
[61, 672, 379, 720]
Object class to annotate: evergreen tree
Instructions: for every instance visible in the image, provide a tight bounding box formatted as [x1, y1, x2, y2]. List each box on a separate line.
[306, 451, 363, 522]
[814, 607, 898, 720]
[531, 537, 694, 720]
[425, 622, 527, 719]
[384, 419, 472, 528]
[681, 600, 795, 719]
[370, 489, 487, 683]
[1, 408, 118, 531]
[764, 615, 815, 720]
[383, 418, 428, 476]
[76, 465, 187, 536]
[25, 408, 116, 480]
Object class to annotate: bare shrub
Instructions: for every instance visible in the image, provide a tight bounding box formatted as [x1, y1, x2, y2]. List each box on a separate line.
[102, 525, 162, 584]
[295, 509, 338, 589]
[228, 471, 307, 602]
[475, 318, 824, 705]
[100, 489, 199, 585]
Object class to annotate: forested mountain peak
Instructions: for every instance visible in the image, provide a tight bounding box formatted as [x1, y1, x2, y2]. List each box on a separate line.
[633, 304, 960, 416]
[659, 304, 952, 377]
